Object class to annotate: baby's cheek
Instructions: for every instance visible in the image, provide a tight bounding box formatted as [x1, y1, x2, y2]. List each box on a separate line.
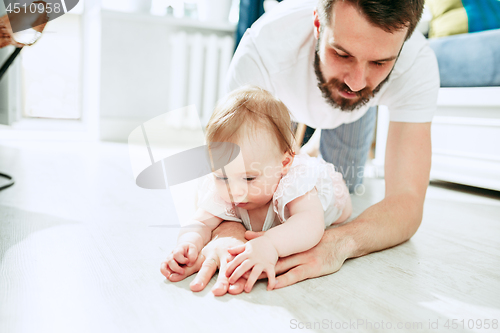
[214, 183, 229, 200]
[257, 182, 276, 199]
[247, 182, 262, 197]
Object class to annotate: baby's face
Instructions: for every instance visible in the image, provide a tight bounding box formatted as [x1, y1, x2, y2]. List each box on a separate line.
[212, 129, 286, 210]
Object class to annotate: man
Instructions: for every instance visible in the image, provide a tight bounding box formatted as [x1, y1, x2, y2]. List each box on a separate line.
[161, 0, 439, 296]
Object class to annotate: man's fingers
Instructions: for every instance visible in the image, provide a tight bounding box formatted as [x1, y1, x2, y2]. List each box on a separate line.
[190, 256, 218, 292]
[244, 267, 262, 293]
[211, 258, 230, 296]
[275, 253, 304, 275]
[242, 270, 266, 280]
[168, 272, 186, 282]
[228, 278, 247, 295]
[274, 265, 308, 289]
[214, 255, 247, 296]
[228, 260, 253, 284]
[160, 261, 170, 279]
[227, 244, 245, 255]
[266, 267, 277, 291]
[244, 230, 264, 240]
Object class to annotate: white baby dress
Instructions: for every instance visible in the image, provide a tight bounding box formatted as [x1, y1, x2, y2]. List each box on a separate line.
[196, 153, 350, 231]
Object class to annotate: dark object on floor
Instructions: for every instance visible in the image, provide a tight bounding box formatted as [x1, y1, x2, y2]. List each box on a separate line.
[0, 172, 14, 191]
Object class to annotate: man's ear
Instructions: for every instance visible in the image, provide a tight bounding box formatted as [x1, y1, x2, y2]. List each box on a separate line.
[313, 9, 321, 40]
[281, 152, 294, 176]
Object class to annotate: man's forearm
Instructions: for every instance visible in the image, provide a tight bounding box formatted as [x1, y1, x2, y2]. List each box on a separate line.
[332, 191, 425, 259]
[212, 221, 247, 241]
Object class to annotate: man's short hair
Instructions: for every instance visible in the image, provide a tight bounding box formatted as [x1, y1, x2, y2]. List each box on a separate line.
[317, 0, 424, 40]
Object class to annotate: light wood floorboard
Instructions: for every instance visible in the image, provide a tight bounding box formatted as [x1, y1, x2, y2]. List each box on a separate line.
[0, 141, 499, 333]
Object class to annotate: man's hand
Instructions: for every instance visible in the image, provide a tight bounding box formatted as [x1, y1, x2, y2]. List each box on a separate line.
[160, 221, 249, 296]
[0, 15, 24, 49]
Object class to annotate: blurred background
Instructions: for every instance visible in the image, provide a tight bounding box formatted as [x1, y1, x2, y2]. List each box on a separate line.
[0, 0, 285, 142]
[0, 0, 499, 190]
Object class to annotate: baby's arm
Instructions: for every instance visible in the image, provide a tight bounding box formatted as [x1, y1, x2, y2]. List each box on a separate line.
[261, 187, 325, 257]
[166, 208, 223, 276]
[225, 188, 325, 291]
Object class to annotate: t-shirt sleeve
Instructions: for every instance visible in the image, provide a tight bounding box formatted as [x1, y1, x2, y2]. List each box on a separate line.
[382, 44, 440, 123]
[224, 31, 276, 95]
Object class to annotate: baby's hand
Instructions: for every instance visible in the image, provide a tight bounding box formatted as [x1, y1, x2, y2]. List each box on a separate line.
[165, 242, 199, 277]
[225, 236, 278, 292]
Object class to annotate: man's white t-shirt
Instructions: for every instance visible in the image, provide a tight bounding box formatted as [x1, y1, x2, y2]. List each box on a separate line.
[225, 0, 440, 129]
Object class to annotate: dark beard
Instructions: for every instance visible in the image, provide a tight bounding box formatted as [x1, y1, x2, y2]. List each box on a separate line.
[313, 43, 392, 112]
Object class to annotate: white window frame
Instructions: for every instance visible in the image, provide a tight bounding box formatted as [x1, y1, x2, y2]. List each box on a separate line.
[0, 0, 101, 141]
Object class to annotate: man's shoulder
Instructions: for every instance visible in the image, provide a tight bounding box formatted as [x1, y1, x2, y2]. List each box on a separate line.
[379, 31, 440, 121]
[392, 31, 435, 78]
[249, 0, 316, 36]
[243, 0, 317, 72]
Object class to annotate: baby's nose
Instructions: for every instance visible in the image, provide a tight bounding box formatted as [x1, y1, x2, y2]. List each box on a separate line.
[230, 183, 248, 197]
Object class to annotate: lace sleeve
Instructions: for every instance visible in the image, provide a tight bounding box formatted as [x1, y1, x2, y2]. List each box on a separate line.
[272, 154, 320, 223]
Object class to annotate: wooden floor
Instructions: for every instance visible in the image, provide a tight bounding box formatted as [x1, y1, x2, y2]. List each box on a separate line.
[1, 141, 499, 333]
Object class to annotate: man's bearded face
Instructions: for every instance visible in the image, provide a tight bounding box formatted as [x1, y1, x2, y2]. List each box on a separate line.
[314, 38, 392, 112]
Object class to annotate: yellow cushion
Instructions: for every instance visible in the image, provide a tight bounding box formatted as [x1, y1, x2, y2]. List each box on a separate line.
[426, 0, 469, 38]
[427, 0, 463, 17]
[429, 7, 468, 38]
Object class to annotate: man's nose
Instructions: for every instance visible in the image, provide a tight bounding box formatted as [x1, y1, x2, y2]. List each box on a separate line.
[345, 62, 367, 92]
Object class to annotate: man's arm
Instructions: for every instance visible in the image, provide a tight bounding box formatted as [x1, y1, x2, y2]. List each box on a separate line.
[337, 121, 431, 257]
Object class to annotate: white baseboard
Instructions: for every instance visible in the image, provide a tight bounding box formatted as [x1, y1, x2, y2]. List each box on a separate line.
[431, 154, 500, 191]
[374, 86, 500, 191]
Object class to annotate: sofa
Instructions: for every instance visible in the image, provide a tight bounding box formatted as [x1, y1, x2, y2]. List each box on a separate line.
[426, 29, 500, 191]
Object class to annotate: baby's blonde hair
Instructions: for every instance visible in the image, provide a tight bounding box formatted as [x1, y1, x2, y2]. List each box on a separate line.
[206, 86, 295, 156]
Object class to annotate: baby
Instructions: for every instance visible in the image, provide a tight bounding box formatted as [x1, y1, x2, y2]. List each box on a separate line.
[164, 86, 352, 292]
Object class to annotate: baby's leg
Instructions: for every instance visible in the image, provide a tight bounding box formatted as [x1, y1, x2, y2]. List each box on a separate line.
[335, 194, 352, 223]
[331, 169, 352, 224]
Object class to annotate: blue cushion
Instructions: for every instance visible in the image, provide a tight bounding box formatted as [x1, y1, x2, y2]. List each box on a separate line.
[429, 29, 500, 87]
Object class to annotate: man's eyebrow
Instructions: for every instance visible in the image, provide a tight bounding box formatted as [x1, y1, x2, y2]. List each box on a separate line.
[331, 43, 398, 62]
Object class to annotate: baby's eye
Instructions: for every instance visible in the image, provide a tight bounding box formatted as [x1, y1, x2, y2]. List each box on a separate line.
[214, 175, 228, 181]
[244, 177, 256, 182]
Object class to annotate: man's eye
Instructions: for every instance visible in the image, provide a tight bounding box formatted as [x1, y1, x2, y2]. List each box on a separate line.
[373, 61, 385, 67]
[333, 50, 349, 58]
